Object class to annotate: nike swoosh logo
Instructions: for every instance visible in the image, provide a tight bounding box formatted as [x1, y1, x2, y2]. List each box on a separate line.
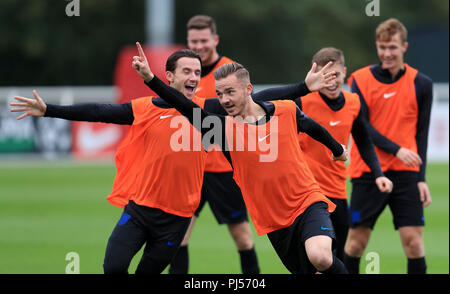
[329, 121, 341, 126]
[383, 92, 396, 99]
[258, 133, 271, 142]
[321, 226, 332, 231]
[167, 241, 176, 246]
[160, 115, 173, 119]
[77, 123, 122, 152]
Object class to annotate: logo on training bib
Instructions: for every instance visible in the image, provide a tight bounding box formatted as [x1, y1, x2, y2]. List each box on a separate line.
[258, 133, 271, 142]
[329, 121, 341, 126]
[383, 92, 396, 99]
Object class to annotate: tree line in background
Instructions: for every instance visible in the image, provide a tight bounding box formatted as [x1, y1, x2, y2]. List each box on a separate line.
[1, 0, 448, 86]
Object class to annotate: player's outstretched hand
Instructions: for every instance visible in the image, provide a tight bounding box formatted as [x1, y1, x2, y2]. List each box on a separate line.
[332, 144, 348, 162]
[396, 147, 422, 168]
[132, 42, 154, 82]
[10, 90, 47, 120]
[375, 176, 393, 193]
[305, 61, 337, 92]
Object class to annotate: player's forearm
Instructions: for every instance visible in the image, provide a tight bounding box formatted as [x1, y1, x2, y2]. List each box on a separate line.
[144, 76, 204, 121]
[144, 76, 221, 141]
[366, 123, 400, 155]
[44, 103, 134, 125]
[415, 74, 433, 182]
[298, 113, 343, 157]
[352, 115, 384, 178]
[416, 122, 430, 182]
[203, 99, 229, 115]
[353, 81, 400, 155]
[252, 82, 310, 102]
[357, 93, 400, 155]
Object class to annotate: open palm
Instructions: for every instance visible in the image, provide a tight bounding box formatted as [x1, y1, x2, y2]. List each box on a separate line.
[305, 61, 337, 92]
[10, 90, 47, 120]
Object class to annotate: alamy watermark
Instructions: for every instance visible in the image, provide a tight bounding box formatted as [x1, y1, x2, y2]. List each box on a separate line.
[65, 251, 80, 274]
[167, 109, 279, 162]
[65, 0, 80, 17]
[364, 251, 380, 274]
[365, 0, 380, 17]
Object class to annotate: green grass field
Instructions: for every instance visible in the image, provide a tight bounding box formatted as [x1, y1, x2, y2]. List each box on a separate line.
[0, 160, 448, 274]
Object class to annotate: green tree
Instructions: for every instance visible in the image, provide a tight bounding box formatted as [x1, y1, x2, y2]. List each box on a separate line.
[0, 0, 145, 86]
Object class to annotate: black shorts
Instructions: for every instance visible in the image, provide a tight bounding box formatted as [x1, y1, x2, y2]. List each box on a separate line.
[104, 201, 191, 274]
[349, 171, 425, 230]
[267, 202, 336, 274]
[328, 197, 349, 260]
[195, 171, 248, 224]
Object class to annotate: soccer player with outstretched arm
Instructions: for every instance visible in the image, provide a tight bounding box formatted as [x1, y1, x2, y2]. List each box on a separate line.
[170, 15, 258, 274]
[132, 42, 349, 274]
[11, 46, 335, 274]
[257, 47, 393, 261]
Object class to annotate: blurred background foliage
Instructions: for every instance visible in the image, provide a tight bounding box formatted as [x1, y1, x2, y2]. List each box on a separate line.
[0, 0, 448, 86]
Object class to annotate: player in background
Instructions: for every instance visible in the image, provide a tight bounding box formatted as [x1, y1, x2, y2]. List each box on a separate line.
[266, 47, 393, 261]
[170, 14, 257, 274]
[344, 18, 433, 274]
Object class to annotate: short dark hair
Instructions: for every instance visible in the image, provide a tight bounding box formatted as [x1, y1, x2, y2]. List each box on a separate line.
[187, 15, 217, 35]
[166, 49, 202, 72]
[312, 47, 345, 67]
[213, 62, 250, 83]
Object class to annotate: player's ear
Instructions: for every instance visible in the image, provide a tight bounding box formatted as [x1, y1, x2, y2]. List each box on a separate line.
[402, 41, 409, 53]
[165, 71, 174, 84]
[213, 34, 219, 47]
[343, 66, 347, 77]
[246, 83, 253, 96]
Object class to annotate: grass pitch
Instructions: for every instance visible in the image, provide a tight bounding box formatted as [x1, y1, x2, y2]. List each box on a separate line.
[0, 160, 448, 274]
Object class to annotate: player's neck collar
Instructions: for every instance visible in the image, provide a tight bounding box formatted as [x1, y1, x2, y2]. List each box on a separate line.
[201, 56, 222, 78]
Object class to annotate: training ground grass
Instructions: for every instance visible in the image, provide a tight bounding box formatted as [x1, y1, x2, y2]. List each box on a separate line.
[0, 160, 448, 274]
